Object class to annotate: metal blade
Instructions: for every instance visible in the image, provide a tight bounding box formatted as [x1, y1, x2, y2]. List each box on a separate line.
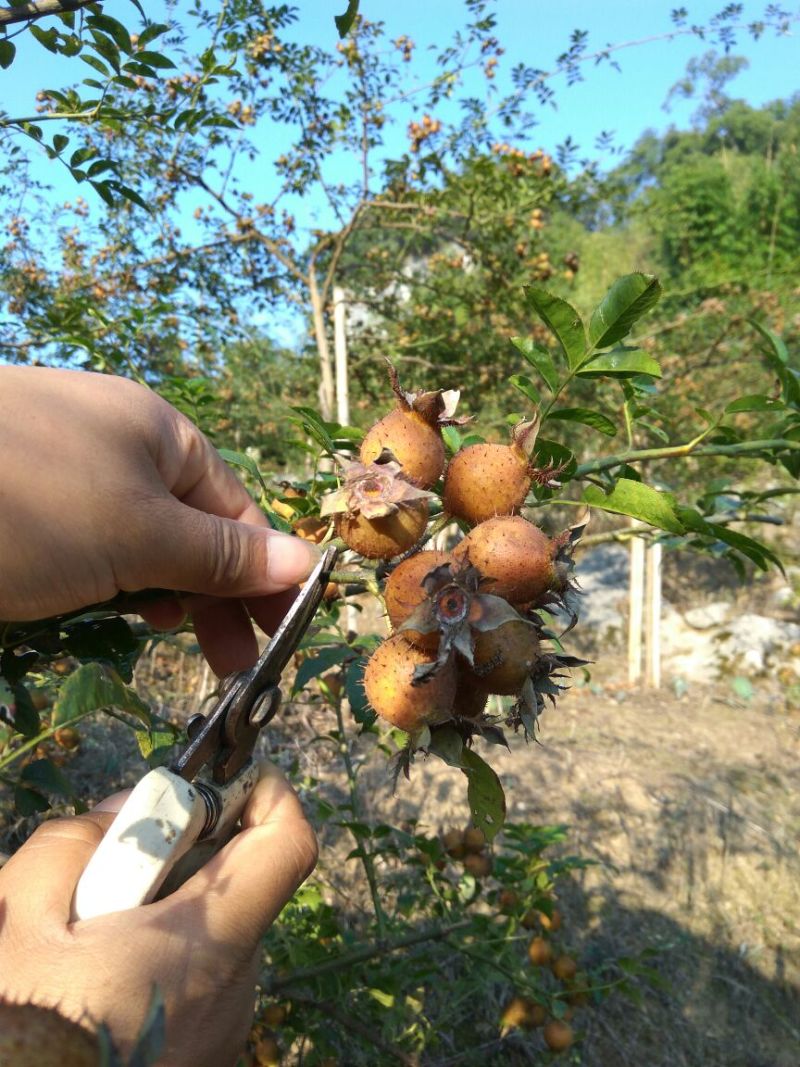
[234, 544, 338, 707]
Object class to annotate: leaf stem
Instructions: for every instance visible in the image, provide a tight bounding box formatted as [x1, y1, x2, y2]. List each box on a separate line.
[574, 437, 800, 479]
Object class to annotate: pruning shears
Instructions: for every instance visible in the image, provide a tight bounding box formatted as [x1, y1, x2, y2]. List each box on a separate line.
[71, 545, 338, 922]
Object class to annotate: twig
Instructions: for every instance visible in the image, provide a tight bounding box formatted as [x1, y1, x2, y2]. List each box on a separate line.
[0, 0, 95, 27]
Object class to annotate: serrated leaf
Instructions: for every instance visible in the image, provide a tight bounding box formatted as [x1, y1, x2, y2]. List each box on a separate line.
[460, 748, 505, 842]
[137, 23, 170, 48]
[582, 479, 684, 534]
[578, 349, 662, 379]
[81, 52, 110, 76]
[53, 662, 151, 726]
[546, 407, 617, 436]
[508, 373, 541, 406]
[510, 336, 559, 392]
[524, 288, 585, 369]
[588, 273, 661, 350]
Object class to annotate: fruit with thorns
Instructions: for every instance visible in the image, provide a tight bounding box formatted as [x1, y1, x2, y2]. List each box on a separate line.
[453, 515, 557, 605]
[364, 634, 456, 731]
[443, 418, 543, 525]
[360, 363, 467, 488]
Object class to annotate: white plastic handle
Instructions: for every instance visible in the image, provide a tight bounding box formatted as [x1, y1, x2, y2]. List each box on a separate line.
[71, 762, 260, 921]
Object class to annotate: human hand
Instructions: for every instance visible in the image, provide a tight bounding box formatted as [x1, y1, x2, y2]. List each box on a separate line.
[0, 763, 316, 1066]
[0, 366, 320, 675]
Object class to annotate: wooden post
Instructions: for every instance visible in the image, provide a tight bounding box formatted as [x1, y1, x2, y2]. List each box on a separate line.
[628, 530, 645, 685]
[333, 286, 349, 429]
[645, 541, 662, 688]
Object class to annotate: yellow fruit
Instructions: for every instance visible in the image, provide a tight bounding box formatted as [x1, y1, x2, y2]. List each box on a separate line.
[500, 996, 546, 1031]
[442, 828, 466, 858]
[54, 726, 81, 751]
[384, 550, 452, 648]
[254, 1035, 280, 1066]
[335, 503, 428, 560]
[261, 1004, 288, 1027]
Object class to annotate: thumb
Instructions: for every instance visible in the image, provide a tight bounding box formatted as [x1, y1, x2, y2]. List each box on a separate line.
[127, 499, 321, 599]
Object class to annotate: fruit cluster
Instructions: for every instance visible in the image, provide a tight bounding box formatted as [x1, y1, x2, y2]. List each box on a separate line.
[441, 824, 491, 878]
[319, 365, 587, 749]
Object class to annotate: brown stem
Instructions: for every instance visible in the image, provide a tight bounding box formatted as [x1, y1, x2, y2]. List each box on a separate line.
[0, 0, 95, 26]
[309, 257, 336, 421]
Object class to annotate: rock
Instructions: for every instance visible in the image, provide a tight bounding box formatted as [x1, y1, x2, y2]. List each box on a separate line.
[713, 614, 800, 674]
[683, 602, 731, 629]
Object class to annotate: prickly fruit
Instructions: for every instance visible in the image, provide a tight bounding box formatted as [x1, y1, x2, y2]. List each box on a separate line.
[364, 635, 456, 731]
[543, 1018, 574, 1052]
[453, 671, 489, 719]
[498, 888, 519, 911]
[528, 937, 553, 967]
[539, 907, 562, 932]
[443, 419, 539, 525]
[360, 363, 465, 488]
[469, 620, 541, 694]
[361, 408, 445, 489]
[454, 516, 555, 605]
[262, 1004, 289, 1027]
[384, 550, 452, 647]
[321, 457, 433, 560]
[54, 726, 80, 751]
[0, 1002, 102, 1066]
[254, 1034, 280, 1065]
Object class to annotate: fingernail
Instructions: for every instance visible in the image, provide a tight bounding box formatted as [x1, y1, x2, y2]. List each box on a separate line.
[266, 532, 322, 588]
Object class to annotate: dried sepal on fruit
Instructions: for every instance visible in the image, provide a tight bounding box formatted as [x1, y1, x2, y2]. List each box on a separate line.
[510, 650, 590, 739]
[360, 362, 469, 488]
[320, 455, 433, 560]
[397, 560, 540, 691]
[364, 633, 457, 732]
[443, 416, 540, 525]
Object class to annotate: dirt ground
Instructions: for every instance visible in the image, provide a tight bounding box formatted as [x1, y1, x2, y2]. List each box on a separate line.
[335, 665, 800, 1067]
[2, 630, 799, 1066]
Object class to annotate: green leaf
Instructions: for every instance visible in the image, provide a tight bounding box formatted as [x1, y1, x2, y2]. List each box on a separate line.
[731, 676, 754, 701]
[546, 407, 617, 436]
[578, 349, 662, 379]
[88, 30, 120, 72]
[290, 407, 336, 455]
[15, 785, 50, 815]
[1, 648, 38, 685]
[428, 725, 464, 768]
[748, 319, 800, 407]
[10, 684, 39, 737]
[460, 748, 506, 842]
[524, 288, 585, 369]
[582, 479, 684, 534]
[511, 336, 559, 392]
[137, 23, 170, 49]
[335, 0, 359, 37]
[127, 987, 165, 1067]
[21, 757, 73, 798]
[53, 662, 151, 726]
[531, 438, 576, 485]
[134, 49, 176, 69]
[441, 425, 462, 455]
[62, 616, 142, 682]
[86, 13, 132, 53]
[30, 24, 59, 52]
[81, 52, 110, 76]
[292, 647, 351, 695]
[508, 374, 541, 407]
[724, 395, 785, 414]
[134, 720, 179, 765]
[52, 133, 69, 154]
[0, 39, 16, 69]
[588, 273, 661, 350]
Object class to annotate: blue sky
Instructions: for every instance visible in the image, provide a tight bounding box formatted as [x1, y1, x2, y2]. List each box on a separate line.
[0, 2, 797, 344]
